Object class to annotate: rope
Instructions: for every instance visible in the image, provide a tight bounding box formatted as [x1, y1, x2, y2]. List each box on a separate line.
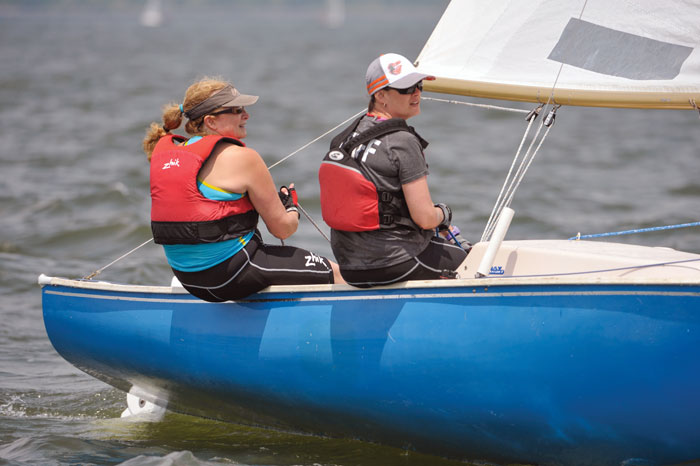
[481, 105, 559, 242]
[481, 105, 541, 242]
[691, 99, 700, 119]
[481, 0, 590, 242]
[82, 112, 363, 278]
[267, 110, 364, 170]
[502, 112, 556, 209]
[569, 221, 700, 240]
[265, 112, 369, 243]
[280, 98, 531, 245]
[266, 111, 366, 243]
[83, 237, 154, 280]
[541, 0, 589, 108]
[420, 96, 530, 114]
[297, 201, 330, 243]
[480, 0, 587, 242]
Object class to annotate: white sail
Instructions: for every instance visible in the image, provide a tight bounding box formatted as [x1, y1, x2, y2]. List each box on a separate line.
[416, 0, 700, 109]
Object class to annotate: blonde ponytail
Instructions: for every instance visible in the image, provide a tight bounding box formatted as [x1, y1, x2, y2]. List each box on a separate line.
[143, 77, 229, 161]
[142, 102, 183, 161]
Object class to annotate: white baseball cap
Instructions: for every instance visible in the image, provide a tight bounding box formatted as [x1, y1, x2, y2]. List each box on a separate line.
[365, 53, 435, 95]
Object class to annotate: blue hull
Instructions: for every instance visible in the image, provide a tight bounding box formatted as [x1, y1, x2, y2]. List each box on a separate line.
[42, 280, 700, 465]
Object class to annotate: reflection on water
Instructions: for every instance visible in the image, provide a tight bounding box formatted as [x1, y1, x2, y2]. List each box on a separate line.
[92, 412, 482, 466]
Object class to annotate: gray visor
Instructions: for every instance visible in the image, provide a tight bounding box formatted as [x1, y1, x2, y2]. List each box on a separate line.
[184, 84, 259, 120]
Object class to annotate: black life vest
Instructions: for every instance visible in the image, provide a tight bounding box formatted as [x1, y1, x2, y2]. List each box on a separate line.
[150, 134, 259, 245]
[318, 116, 428, 232]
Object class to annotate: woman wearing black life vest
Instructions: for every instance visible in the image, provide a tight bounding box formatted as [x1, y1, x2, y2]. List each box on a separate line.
[319, 53, 470, 287]
[144, 77, 344, 301]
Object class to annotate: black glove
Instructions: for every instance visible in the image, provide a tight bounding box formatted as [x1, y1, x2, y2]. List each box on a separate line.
[434, 202, 452, 231]
[279, 186, 299, 218]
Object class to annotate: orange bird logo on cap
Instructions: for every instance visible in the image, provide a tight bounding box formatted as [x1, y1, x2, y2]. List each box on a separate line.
[387, 61, 402, 75]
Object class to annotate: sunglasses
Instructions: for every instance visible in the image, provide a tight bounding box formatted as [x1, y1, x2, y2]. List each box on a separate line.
[210, 107, 246, 116]
[389, 82, 423, 94]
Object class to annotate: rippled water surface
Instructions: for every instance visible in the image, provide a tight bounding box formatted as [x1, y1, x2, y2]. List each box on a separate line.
[1, 1, 699, 465]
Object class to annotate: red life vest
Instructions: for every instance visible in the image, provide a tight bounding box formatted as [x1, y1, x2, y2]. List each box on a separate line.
[319, 116, 425, 232]
[150, 134, 258, 244]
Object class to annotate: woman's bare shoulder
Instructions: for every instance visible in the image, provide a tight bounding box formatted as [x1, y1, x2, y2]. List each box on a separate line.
[217, 144, 264, 167]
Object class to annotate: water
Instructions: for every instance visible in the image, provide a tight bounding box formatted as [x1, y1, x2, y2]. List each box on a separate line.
[1, 1, 699, 465]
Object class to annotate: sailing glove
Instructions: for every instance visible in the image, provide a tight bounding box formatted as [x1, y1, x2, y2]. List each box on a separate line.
[435, 202, 452, 231]
[279, 186, 300, 218]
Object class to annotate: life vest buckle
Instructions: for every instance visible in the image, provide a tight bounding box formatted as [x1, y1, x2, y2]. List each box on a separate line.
[379, 191, 393, 202]
[381, 214, 394, 225]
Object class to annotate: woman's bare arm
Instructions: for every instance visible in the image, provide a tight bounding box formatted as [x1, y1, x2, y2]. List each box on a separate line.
[402, 176, 445, 230]
[201, 145, 298, 239]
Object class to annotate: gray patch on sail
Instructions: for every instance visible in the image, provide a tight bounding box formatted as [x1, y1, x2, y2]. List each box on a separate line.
[548, 18, 693, 80]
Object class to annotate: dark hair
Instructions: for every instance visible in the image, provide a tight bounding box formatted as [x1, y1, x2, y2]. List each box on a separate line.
[367, 94, 376, 113]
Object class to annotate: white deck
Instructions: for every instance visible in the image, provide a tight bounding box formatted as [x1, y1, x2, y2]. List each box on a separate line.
[460, 239, 700, 280]
[38, 240, 700, 295]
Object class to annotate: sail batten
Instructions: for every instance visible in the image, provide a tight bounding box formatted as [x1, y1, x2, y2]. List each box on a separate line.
[416, 0, 700, 110]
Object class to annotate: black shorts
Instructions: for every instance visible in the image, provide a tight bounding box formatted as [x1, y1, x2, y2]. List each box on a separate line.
[339, 236, 468, 288]
[172, 232, 334, 302]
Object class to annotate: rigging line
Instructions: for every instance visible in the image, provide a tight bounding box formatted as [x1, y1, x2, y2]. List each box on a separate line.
[545, 66, 566, 108]
[544, 0, 590, 107]
[420, 96, 530, 114]
[297, 200, 331, 243]
[569, 221, 700, 240]
[502, 116, 556, 209]
[83, 113, 364, 279]
[691, 99, 700, 119]
[483, 1, 589, 241]
[267, 109, 365, 170]
[484, 0, 589, 242]
[267, 110, 364, 245]
[83, 237, 154, 280]
[483, 106, 554, 241]
[483, 106, 558, 241]
[480, 106, 541, 242]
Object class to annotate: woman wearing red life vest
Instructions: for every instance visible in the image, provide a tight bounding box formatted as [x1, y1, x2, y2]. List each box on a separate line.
[144, 77, 343, 301]
[319, 54, 470, 287]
